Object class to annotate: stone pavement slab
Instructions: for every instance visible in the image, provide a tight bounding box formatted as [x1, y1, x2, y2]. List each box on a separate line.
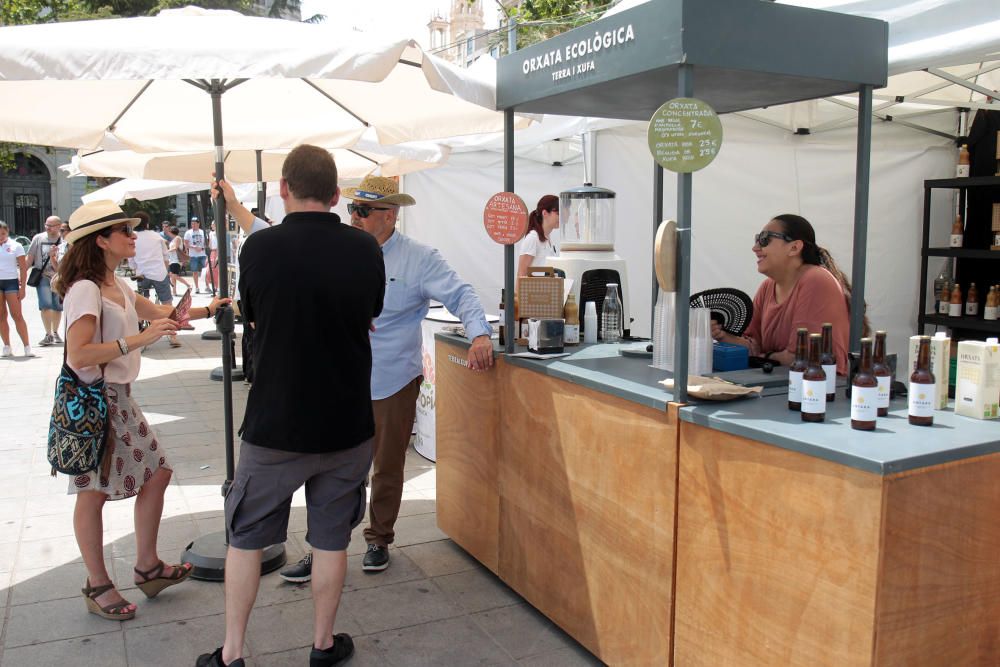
[0, 288, 600, 666]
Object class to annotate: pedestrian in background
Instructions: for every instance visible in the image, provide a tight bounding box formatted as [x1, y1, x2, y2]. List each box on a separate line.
[26, 215, 64, 346]
[128, 211, 180, 348]
[184, 217, 208, 293]
[166, 226, 192, 296]
[0, 220, 32, 358]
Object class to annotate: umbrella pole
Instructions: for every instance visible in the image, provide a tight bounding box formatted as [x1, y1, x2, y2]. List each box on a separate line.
[183, 79, 285, 581]
[256, 149, 266, 215]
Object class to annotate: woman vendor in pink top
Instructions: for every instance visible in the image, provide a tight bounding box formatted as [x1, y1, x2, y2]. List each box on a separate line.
[713, 214, 862, 375]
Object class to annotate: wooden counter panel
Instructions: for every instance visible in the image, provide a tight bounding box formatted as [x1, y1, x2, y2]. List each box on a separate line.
[674, 422, 883, 667]
[435, 339, 500, 572]
[874, 453, 1000, 666]
[498, 365, 677, 666]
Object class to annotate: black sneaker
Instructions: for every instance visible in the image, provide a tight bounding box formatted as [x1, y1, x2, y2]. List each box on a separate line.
[309, 633, 355, 667]
[279, 552, 312, 583]
[195, 647, 245, 667]
[362, 544, 389, 572]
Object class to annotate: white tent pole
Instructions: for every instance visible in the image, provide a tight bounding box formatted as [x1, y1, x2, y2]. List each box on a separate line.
[926, 68, 1000, 99]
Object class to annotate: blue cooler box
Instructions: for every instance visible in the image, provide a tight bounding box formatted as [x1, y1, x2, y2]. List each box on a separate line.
[713, 342, 749, 371]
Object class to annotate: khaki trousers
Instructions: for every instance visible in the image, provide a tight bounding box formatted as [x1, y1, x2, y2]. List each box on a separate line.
[363, 376, 421, 547]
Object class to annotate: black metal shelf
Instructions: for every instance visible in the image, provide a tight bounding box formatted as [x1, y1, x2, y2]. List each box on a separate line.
[920, 314, 1000, 334]
[924, 248, 1000, 259]
[925, 175, 1000, 189]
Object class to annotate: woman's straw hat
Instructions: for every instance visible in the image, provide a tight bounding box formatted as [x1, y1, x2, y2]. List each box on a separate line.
[342, 175, 416, 207]
[66, 200, 140, 244]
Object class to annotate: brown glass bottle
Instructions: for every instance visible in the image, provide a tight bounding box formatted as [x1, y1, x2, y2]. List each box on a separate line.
[820, 322, 836, 402]
[938, 280, 951, 315]
[966, 283, 978, 317]
[788, 328, 809, 411]
[949, 283, 962, 317]
[908, 336, 935, 426]
[873, 330, 892, 417]
[801, 334, 827, 422]
[851, 338, 878, 431]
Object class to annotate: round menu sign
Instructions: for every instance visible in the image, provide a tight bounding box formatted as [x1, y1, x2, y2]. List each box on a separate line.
[483, 192, 529, 245]
[647, 97, 723, 173]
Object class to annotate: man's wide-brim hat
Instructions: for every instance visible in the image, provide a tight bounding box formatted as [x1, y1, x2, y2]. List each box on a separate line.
[342, 175, 416, 207]
[66, 200, 140, 244]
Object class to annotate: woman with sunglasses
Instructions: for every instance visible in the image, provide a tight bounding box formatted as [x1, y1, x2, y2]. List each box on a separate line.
[712, 214, 858, 372]
[517, 194, 560, 277]
[54, 201, 229, 621]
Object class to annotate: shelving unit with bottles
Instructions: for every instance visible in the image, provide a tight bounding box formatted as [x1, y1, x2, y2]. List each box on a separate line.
[918, 175, 1000, 336]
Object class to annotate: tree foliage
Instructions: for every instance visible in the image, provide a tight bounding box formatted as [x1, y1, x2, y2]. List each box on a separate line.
[490, 0, 609, 53]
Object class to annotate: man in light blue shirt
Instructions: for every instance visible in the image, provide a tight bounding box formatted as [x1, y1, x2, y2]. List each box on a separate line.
[346, 175, 493, 573]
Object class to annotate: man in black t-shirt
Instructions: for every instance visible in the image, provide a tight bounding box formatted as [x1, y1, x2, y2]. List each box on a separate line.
[198, 145, 384, 667]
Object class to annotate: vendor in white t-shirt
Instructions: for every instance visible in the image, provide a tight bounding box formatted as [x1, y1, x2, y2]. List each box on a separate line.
[516, 194, 560, 277]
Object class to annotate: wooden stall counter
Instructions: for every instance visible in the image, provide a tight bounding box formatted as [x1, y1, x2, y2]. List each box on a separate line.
[435, 334, 679, 666]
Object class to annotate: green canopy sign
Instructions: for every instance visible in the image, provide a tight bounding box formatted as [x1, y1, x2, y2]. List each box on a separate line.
[647, 98, 723, 173]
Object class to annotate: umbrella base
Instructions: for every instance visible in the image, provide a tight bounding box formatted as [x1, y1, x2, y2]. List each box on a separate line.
[211, 366, 245, 382]
[182, 532, 286, 582]
[202, 330, 222, 340]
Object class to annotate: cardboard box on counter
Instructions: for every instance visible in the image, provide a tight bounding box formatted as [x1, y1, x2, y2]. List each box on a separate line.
[954, 339, 1000, 420]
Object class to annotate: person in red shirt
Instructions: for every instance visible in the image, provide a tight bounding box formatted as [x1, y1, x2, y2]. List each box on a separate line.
[713, 214, 864, 375]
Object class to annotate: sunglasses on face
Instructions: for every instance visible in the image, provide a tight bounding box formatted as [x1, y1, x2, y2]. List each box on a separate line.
[347, 203, 393, 219]
[754, 230, 794, 247]
[101, 224, 134, 237]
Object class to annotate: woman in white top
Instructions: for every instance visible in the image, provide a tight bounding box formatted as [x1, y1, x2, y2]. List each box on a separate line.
[166, 226, 192, 296]
[516, 194, 560, 277]
[0, 220, 32, 357]
[55, 201, 229, 621]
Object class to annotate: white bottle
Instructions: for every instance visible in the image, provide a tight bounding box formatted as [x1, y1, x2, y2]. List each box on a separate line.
[583, 301, 598, 344]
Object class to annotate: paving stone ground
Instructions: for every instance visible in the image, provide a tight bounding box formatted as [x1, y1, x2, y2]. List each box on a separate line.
[0, 288, 601, 666]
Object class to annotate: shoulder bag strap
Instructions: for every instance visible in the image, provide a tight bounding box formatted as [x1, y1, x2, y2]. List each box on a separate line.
[62, 284, 108, 378]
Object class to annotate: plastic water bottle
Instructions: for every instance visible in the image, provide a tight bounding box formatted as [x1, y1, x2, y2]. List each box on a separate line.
[583, 301, 598, 344]
[601, 283, 622, 343]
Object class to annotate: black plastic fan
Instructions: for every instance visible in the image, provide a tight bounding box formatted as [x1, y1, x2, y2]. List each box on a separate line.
[689, 288, 753, 336]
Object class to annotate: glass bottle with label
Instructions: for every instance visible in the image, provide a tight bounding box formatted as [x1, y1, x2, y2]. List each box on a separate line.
[938, 280, 951, 316]
[801, 333, 827, 422]
[957, 145, 970, 177]
[950, 215, 964, 247]
[949, 283, 963, 317]
[873, 330, 892, 417]
[985, 286, 998, 321]
[966, 283, 979, 317]
[851, 337, 878, 431]
[908, 336, 935, 426]
[601, 283, 622, 344]
[788, 328, 809, 411]
[933, 270, 946, 313]
[820, 322, 837, 402]
[563, 293, 580, 345]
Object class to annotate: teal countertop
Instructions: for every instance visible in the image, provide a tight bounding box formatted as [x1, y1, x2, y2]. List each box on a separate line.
[435, 333, 1000, 475]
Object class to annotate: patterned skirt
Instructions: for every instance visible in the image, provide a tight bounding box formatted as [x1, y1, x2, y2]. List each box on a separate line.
[67, 382, 171, 500]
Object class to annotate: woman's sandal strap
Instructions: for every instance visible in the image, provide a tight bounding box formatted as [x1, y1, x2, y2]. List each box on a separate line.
[135, 560, 190, 582]
[134, 560, 165, 582]
[100, 600, 134, 615]
[83, 582, 115, 598]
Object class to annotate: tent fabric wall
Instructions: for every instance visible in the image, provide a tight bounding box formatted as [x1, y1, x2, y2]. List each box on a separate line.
[401, 114, 954, 357]
[402, 153, 585, 316]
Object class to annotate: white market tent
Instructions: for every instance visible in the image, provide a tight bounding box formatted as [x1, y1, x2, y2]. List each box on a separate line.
[397, 0, 1000, 359]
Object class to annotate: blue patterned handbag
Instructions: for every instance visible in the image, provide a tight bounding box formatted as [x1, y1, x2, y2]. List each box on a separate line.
[47, 305, 109, 476]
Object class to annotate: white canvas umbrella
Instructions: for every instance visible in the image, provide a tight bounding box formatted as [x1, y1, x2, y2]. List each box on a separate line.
[0, 6, 522, 579]
[65, 143, 450, 183]
[0, 7, 524, 151]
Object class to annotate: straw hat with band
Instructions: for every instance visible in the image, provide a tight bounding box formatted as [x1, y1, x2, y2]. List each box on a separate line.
[342, 175, 416, 207]
[66, 200, 141, 244]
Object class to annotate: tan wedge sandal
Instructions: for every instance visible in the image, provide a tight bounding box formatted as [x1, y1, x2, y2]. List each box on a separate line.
[134, 560, 193, 599]
[82, 581, 136, 621]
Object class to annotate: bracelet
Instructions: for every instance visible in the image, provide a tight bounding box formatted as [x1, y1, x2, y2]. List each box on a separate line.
[204, 306, 213, 319]
[117, 338, 129, 356]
